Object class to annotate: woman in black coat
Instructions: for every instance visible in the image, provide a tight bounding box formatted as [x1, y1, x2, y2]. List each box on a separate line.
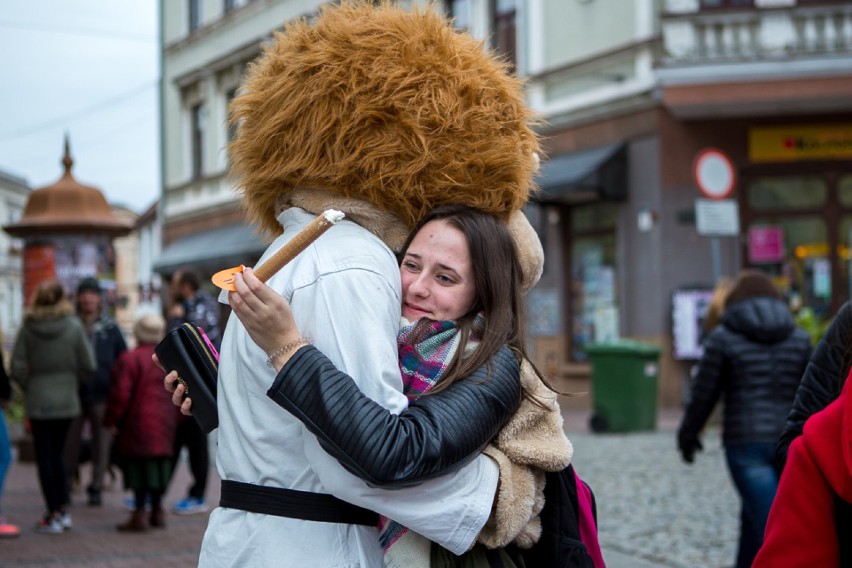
[776, 300, 852, 468]
[677, 269, 812, 568]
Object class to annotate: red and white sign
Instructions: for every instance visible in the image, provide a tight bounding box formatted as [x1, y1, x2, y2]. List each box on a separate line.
[693, 148, 736, 200]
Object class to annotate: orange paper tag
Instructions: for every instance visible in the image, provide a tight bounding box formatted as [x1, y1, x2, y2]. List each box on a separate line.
[211, 264, 246, 292]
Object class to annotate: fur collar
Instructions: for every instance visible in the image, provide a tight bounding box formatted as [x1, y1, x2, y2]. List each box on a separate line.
[25, 300, 74, 321]
[278, 187, 411, 252]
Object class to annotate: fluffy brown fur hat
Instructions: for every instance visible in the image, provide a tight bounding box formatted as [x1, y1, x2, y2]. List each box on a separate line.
[229, 1, 541, 238]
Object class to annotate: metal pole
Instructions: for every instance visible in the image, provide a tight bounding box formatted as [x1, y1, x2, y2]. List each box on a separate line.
[710, 236, 721, 285]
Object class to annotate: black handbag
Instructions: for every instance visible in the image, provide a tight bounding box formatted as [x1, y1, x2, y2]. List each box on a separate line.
[154, 322, 219, 434]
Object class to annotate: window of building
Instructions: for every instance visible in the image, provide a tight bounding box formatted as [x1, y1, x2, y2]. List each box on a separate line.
[491, 0, 516, 68]
[749, 216, 829, 315]
[447, 0, 471, 30]
[224, 0, 247, 14]
[837, 176, 852, 302]
[190, 103, 205, 179]
[743, 173, 852, 320]
[699, 0, 754, 8]
[189, 0, 201, 33]
[747, 176, 827, 210]
[225, 88, 239, 147]
[569, 202, 618, 362]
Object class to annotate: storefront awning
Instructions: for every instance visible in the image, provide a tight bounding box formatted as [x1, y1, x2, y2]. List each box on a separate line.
[535, 142, 627, 204]
[153, 223, 269, 275]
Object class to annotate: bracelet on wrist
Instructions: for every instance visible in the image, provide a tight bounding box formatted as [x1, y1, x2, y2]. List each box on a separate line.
[266, 337, 311, 368]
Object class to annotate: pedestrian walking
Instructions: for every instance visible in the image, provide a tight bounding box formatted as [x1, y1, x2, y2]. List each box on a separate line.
[165, 269, 219, 515]
[10, 280, 96, 534]
[677, 269, 811, 568]
[754, 368, 852, 567]
[776, 299, 852, 468]
[64, 276, 127, 507]
[105, 314, 178, 532]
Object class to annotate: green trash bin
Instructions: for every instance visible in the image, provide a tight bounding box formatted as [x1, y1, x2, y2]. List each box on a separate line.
[585, 340, 661, 433]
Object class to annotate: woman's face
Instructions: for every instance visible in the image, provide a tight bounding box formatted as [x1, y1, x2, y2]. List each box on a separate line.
[400, 219, 477, 322]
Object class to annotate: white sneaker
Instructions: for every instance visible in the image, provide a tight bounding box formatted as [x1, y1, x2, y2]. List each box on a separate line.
[35, 516, 63, 535]
[59, 513, 72, 531]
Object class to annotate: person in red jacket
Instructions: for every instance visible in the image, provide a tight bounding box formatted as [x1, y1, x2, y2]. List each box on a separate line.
[753, 368, 852, 567]
[105, 314, 179, 532]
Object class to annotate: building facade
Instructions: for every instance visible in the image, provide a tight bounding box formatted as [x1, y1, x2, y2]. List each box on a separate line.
[158, 0, 280, 280]
[497, 0, 852, 408]
[0, 170, 28, 353]
[159, 0, 851, 409]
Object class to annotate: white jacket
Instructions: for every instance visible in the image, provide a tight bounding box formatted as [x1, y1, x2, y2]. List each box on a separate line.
[200, 208, 498, 567]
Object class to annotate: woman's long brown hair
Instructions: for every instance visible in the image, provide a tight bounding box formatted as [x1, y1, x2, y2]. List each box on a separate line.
[399, 205, 548, 400]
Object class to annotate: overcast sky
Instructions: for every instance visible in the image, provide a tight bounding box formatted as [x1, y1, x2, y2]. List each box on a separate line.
[0, 1, 159, 214]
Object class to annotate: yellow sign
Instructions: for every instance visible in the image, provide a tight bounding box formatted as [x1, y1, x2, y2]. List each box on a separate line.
[749, 125, 852, 162]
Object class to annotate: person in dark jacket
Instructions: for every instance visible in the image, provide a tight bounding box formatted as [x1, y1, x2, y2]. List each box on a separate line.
[776, 300, 852, 469]
[165, 269, 220, 515]
[676, 269, 812, 568]
[63, 276, 127, 507]
[753, 368, 852, 568]
[105, 314, 178, 532]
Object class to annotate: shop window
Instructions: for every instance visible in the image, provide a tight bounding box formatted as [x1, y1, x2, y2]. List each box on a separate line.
[839, 215, 852, 304]
[571, 202, 618, 233]
[747, 176, 827, 210]
[570, 203, 618, 362]
[838, 175, 852, 207]
[747, 216, 829, 317]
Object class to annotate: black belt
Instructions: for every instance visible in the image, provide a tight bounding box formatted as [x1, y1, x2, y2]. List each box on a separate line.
[220, 480, 379, 526]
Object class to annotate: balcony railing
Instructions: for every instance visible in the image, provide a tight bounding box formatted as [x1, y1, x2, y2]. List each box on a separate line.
[661, 2, 852, 64]
[525, 37, 661, 119]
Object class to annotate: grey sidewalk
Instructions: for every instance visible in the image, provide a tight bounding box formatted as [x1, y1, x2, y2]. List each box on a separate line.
[563, 407, 739, 568]
[3, 408, 738, 567]
[1, 451, 220, 567]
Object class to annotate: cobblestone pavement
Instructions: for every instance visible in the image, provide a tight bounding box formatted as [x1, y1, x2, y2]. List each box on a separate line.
[1, 452, 220, 567]
[3, 412, 741, 567]
[564, 410, 740, 568]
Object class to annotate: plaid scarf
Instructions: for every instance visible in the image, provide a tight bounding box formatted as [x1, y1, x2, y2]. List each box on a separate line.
[379, 314, 485, 565]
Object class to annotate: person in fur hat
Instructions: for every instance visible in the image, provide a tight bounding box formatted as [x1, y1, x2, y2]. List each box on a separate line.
[163, 3, 549, 566]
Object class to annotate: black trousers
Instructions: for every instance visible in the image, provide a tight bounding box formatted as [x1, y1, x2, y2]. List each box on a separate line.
[171, 417, 208, 499]
[31, 418, 72, 514]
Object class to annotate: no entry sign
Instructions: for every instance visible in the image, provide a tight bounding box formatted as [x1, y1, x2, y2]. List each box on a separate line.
[693, 148, 736, 200]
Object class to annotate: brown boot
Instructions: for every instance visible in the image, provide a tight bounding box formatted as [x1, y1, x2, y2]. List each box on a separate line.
[149, 507, 166, 529]
[117, 510, 148, 532]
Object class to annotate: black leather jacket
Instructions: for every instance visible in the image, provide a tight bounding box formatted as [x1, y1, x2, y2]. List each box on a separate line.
[267, 345, 521, 488]
[776, 301, 852, 469]
[679, 297, 812, 449]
